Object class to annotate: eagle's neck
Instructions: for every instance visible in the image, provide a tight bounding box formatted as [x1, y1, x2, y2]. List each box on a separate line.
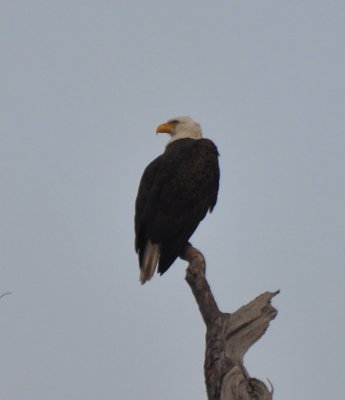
[168, 130, 202, 144]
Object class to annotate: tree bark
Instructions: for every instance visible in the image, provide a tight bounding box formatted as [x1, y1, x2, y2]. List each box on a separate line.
[181, 244, 278, 400]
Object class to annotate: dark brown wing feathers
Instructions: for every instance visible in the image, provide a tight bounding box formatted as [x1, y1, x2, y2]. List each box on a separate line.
[135, 138, 219, 275]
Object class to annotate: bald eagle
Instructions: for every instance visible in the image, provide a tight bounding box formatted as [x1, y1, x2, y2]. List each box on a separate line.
[135, 116, 220, 284]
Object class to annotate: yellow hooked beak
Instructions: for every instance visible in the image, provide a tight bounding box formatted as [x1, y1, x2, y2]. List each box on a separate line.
[156, 122, 174, 134]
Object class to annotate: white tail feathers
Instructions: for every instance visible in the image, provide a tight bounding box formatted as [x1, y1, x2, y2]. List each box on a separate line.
[140, 241, 160, 284]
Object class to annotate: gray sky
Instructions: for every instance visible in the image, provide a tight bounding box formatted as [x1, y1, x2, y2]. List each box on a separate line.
[1, 1, 344, 399]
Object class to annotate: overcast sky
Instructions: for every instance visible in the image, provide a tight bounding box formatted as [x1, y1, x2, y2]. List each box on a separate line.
[1, 1, 344, 399]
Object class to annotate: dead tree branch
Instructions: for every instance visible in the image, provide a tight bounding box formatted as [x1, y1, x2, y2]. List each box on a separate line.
[181, 244, 278, 400]
[0, 292, 12, 301]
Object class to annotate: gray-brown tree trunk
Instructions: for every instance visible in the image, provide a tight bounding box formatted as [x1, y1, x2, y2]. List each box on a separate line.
[181, 244, 278, 400]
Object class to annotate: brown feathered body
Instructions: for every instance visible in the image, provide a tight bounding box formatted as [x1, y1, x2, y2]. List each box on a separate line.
[135, 136, 219, 283]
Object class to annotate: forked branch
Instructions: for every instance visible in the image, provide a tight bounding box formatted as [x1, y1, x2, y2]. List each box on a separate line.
[181, 243, 278, 400]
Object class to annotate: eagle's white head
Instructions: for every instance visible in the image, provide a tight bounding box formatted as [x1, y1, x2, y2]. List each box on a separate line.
[156, 116, 202, 144]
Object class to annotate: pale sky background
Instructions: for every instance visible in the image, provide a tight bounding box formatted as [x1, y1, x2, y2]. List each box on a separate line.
[1, 1, 344, 399]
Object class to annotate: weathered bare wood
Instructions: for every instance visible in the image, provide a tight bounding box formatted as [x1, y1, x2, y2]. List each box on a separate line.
[181, 245, 220, 326]
[181, 243, 278, 400]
